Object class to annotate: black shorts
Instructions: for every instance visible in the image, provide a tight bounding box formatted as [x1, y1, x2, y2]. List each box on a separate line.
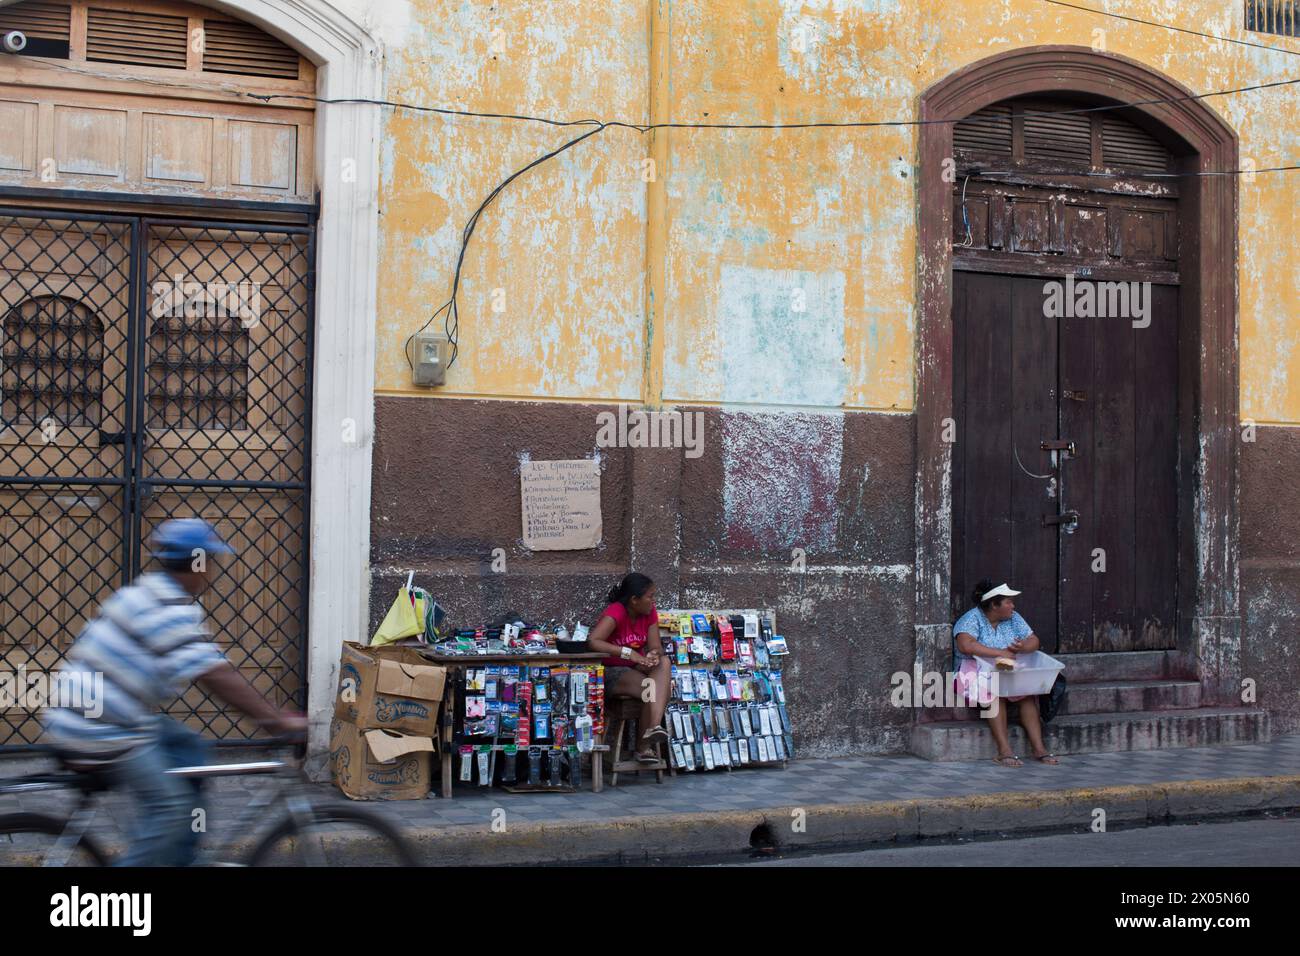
[604, 664, 638, 688]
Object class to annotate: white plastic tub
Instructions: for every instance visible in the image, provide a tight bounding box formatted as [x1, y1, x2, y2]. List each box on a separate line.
[976, 650, 1065, 697]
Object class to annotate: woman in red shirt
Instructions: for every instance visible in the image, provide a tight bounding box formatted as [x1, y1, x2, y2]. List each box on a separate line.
[587, 572, 670, 763]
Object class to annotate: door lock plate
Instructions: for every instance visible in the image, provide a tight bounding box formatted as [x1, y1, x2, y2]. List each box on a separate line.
[1043, 509, 1080, 533]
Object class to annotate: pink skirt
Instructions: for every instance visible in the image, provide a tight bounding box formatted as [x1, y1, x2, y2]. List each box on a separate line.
[954, 658, 1030, 708]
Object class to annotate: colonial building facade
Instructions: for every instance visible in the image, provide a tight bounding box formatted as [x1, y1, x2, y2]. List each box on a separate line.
[0, 1, 1295, 762]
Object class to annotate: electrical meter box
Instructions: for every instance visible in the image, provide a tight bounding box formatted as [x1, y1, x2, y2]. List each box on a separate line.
[411, 331, 450, 387]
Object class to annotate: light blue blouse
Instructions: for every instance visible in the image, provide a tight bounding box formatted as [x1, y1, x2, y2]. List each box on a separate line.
[951, 608, 1033, 667]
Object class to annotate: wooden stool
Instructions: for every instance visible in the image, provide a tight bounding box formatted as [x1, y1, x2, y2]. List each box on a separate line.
[604, 696, 669, 786]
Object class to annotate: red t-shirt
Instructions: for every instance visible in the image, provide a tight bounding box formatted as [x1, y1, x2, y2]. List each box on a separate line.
[599, 601, 659, 667]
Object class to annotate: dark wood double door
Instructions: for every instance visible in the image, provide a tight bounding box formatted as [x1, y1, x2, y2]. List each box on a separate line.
[950, 271, 1179, 654]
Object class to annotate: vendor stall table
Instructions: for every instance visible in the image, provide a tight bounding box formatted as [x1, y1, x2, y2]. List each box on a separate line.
[415, 650, 611, 798]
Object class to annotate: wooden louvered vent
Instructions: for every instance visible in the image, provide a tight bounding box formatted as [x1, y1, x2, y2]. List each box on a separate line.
[0, 1, 71, 57]
[0, 1, 70, 40]
[1102, 116, 1171, 172]
[1246, 0, 1299, 37]
[952, 104, 1012, 157]
[1023, 106, 1092, 166]
[954, 97, 1172, 174]
[86, 6, 188, 69]
[0, 1, 304, 81]
[202, 18, 299, 80]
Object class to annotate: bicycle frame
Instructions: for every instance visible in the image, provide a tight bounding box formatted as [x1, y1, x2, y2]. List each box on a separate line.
[0, 750, 330, 866]
[170, 758, 331, 866]
[0, 771, 106, 867]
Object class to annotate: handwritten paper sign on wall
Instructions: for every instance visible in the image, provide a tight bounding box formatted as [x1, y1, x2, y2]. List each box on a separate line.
[520, 459, 602, 550]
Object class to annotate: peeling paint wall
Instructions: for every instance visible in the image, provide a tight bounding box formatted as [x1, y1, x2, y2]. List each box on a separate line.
[367, 1, 1300, 754]
[375, 0, 650, 402]
[373, 0, 1299, 420]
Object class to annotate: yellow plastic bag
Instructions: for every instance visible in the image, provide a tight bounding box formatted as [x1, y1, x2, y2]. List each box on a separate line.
[371, 572, 422, 646]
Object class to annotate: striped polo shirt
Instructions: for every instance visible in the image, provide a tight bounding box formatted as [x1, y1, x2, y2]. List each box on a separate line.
[41, 572, 226, 757]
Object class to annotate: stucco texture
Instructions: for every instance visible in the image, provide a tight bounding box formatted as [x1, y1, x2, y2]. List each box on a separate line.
[373, 0, 1299, 421]
[365, 1, 1300, 754]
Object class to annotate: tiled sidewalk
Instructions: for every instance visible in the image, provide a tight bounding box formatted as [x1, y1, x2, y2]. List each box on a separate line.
[379, 733, 1300, 827]
[5, 734, 1298, 845]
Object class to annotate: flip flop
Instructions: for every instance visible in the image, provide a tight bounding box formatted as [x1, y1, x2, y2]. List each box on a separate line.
[1034, 753, 1060, 764]
[641, 726, 669, 742]
[635, 748, 661, 764]
[992, 754, 1022, 768]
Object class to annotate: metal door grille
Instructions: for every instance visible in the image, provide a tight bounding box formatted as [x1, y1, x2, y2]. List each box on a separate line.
[1246, 0, 1299, 37]
[0, 203, 315, 748]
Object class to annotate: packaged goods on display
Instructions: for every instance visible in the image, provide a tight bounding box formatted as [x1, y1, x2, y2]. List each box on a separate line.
[659, 609, 792, 772]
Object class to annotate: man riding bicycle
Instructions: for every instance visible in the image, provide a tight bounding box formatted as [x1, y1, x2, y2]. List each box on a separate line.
[41, 518, 307, 866]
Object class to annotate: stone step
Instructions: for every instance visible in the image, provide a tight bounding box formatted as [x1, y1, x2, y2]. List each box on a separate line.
[1053, 650, 1191, 682]
[910, 707, 1269, 761]
[1062, 679, 1201, 715]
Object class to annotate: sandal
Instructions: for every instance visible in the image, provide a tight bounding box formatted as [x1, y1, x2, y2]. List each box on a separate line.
[992, 754, 1022, 768]
[1033, 752, 1060, 765]
[641, 726, 669, 743]
[635, 748, 661, 764]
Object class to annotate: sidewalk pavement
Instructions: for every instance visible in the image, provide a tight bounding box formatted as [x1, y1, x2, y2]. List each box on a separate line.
[5, 734, 1299, 865]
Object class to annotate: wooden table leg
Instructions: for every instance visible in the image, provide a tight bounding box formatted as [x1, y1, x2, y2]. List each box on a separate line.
[591, 740, 603, 793]
[440, 676, 456, 798]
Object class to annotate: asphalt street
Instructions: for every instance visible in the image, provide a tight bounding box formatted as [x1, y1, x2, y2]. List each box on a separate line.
[731, 816, 1300, 866]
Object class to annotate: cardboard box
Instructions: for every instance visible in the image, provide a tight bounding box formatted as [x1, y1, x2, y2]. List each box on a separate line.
[330, 718, 436, 801]
[335, 641, 447, 736]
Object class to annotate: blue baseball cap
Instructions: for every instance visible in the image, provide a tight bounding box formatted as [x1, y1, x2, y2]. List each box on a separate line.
[150, 518, 234, 563]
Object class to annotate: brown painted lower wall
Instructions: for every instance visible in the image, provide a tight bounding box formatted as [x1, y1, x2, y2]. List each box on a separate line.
[1241, 425, 1300, 736]
[368, 398, 1300, 755]
[369, 396, 917, 756]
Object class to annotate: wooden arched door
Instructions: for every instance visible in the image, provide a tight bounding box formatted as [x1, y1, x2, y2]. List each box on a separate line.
[948, 97, 1182, 654]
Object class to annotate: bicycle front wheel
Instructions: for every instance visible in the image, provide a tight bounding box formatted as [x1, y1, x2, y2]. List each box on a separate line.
[0, 812, 109, 866]
[243, 805, 418, 867]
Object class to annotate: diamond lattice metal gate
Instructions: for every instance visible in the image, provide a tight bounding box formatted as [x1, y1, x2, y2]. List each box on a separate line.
[0, 205, 315, 749]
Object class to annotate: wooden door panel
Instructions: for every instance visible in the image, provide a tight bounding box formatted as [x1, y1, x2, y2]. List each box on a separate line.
[1089, 306, 1137, 651]
[952, 272, 1059, 646]
[953, 272, 1014, 617]
[954, 272, 1179, 654]
[1008, 276, 1059, 649]
[1058, 299, 1096, 653]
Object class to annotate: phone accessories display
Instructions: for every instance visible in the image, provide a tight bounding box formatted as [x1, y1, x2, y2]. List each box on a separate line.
[455, 661, 606, 792]
[659, 609, 791, 773]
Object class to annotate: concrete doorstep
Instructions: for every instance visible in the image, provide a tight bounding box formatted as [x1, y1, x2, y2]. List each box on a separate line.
[392, 775, 1300, 866]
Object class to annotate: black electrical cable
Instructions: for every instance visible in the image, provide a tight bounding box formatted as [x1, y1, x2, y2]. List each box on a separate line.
[246, 73, 1300, 131]
[390, 85, 1299, 370]
[403, 122, 608, 371]
[23, 51, 1296, 381]
[238, 44, 1300, 378]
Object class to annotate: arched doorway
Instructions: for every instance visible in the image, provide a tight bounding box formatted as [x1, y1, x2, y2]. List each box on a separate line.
[914, 48, 1239, 705]
[0, 0, 381, 762]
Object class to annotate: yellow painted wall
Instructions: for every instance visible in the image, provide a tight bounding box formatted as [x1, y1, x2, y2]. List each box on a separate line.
[375, 0, 1300, 423]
